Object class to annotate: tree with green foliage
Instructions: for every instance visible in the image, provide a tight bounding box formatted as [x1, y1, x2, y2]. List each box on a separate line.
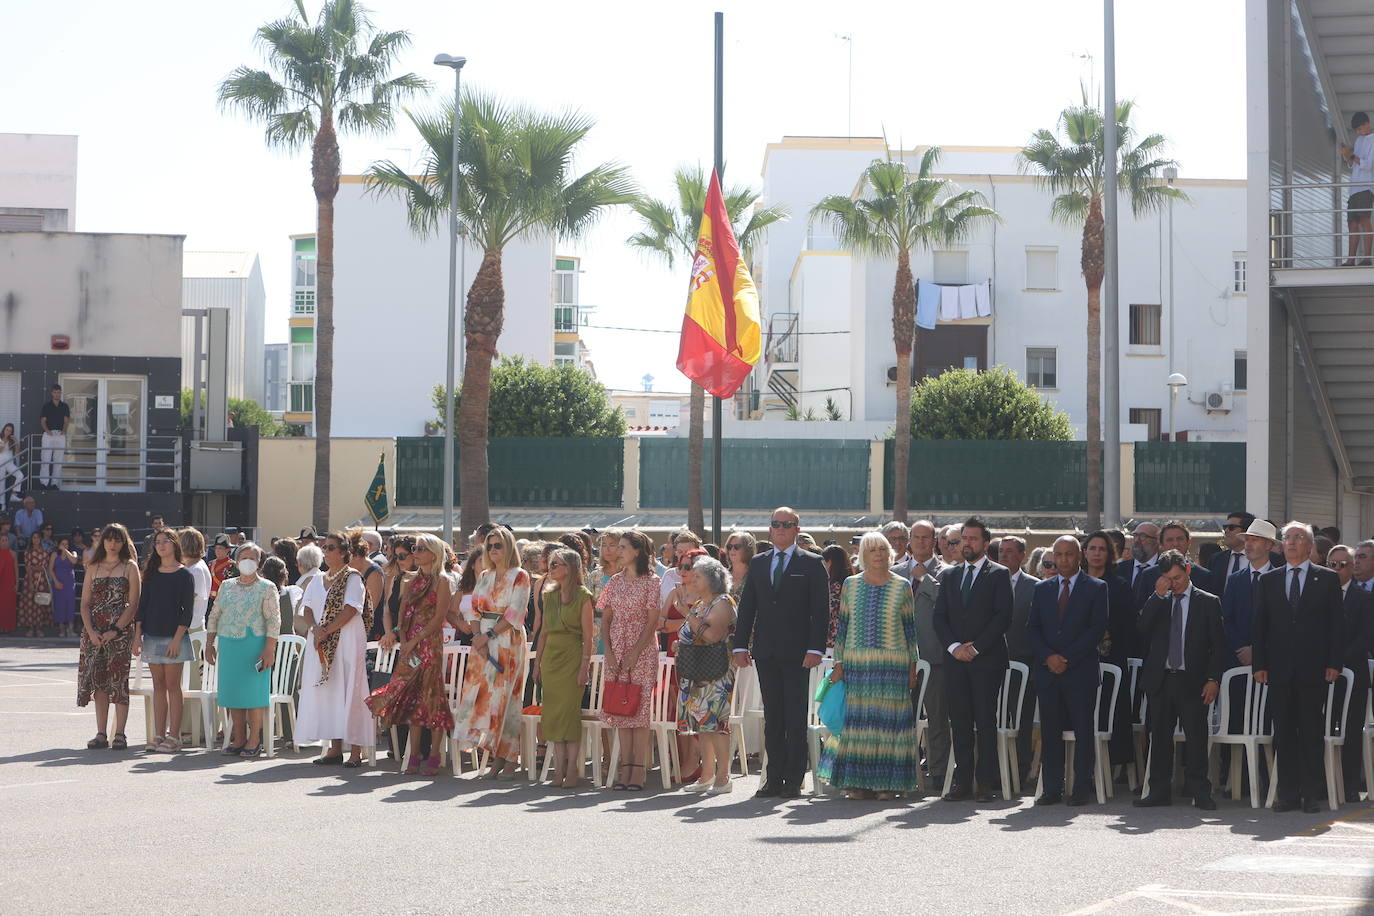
[218, 0, 428, 528]
[907, 367, 1072, 441]
[429, 357, 625, 438]
[180, 391, 296, 437]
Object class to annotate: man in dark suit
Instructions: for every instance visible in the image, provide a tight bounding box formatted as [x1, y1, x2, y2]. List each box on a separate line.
[933, 517, 1012, 802]
[1221, 519, 1280, 667]
[1026, 536, 1108, 805]
[999, 535, 1039, 789]
[1116, 522, 1162, 608]
[1208, 512, 1255, 598]
[1326, 544, 1374, 802]
[1253, 522, 1345, 813]
[1134, 550, 1227, 809]
[1136, 521, 1214, 604]
[896, 519, 948, 787]
[734, 506, 829, 799]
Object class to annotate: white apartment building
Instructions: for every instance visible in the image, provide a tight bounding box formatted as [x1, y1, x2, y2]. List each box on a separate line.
[1245, 0, 1374, 531]
[285, 177, 595, 437]
[180, 251, 266, 404]
[747, 137, 1249, 444]
[0, 133, 77, 230]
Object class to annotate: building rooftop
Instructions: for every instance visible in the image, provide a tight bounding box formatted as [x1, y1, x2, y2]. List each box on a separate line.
[183, 251, 258, 279]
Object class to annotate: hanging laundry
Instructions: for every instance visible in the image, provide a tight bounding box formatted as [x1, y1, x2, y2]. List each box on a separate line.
[974, 279, 992, 317]
[916, 280, 941, 330]
[940, 284, 960, 321]
[957, 283, 979, 319]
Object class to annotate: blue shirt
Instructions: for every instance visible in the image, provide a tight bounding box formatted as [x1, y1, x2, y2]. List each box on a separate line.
[14, 507, 42, 539]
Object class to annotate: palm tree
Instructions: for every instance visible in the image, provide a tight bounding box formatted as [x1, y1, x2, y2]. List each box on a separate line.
[218, 0, 427, 530]
[366, 94, 636, 533]
[628, 165, 787, 536]
[811, 150, 997, 522]
[1019, 93, 1184, 528]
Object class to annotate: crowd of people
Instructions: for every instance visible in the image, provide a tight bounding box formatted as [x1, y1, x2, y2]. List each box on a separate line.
[7, 503, 1366, 813]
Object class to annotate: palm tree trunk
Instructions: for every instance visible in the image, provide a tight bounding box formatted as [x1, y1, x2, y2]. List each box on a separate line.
[459, 248, 504, 535]
[687, 383, 704, 535]
[1082, 194, 1105, 530]
[311, 115, 341, 532]
[891, 249, 916, 523]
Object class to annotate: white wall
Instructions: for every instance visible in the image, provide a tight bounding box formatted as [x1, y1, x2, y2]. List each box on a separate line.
[0, 232, 182, 357]
[0, 133, 78, 224]
[330, 178, 558, 437]
[180, 256, 266, 404]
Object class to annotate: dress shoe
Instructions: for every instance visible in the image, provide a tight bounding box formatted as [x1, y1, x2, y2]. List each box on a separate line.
[754, 782, 782, 799]
[974, 791, 998, 803]
[942, 786, 972, 802]
[1133, 795, 1171, 808]
[1034, 792, 1062, 806]
[1066, 791, 1092, 807]
[779, 785, 802, 799]
[1302, 800, 1322, 814]
[1272, 799, 1301, 813]
[1193, 795, 1217, 811]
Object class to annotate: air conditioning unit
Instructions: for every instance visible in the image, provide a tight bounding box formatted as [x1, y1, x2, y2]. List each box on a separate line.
[423, 421, 440, 436]
[1204, 391, 1233, 413]
[885, 366, 899, 386]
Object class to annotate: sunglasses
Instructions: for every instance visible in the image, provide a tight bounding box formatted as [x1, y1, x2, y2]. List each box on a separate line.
[726, 543, 744, 550]
[1042, 558, 1057, 567]
[1331, 560, 1351, 568]
[678, 564, 693, 572]
[1223, 524, 1244, 531]
[548, 560, 565, 569]
[486, 542, 504, 551]
[394, 552, 411, 560]
[323, 544, 342, 553]
[947, 539, 963, 546]
[770, 520, 797, 529]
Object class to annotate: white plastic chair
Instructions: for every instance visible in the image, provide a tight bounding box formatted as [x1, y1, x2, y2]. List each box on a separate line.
[366, 641, 399, 767]
[606, 654, 680, 789]
[1126, 657, 1146, 790]
[178, 632, 211, 747]
[1265, 668, 1355, 811]
[443, 645, 476, 775]
[265, 634, 306, 757]
[728, 664, 760, 776]
[1205, 666, 1272, 808]
[182, 633, 220, 748]
[804, 656, 838, 793]
[519, 650, 543, 780]
[1363, 660, 1374, 803]
[996, 660, 1031, 799]
[130, 643, 194, 747]
[1030, 662, 1121, 804]
[539, 655, 607, 785]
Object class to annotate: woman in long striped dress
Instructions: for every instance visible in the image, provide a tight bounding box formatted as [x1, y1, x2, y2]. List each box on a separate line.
[817, 530, 920, 799]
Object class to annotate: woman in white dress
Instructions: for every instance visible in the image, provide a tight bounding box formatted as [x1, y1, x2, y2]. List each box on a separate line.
[296, 529, 375, 767]
[0, 424, 23, 506]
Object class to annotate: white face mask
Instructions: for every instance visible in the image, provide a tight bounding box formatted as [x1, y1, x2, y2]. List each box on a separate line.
[237, 558, 259, 576]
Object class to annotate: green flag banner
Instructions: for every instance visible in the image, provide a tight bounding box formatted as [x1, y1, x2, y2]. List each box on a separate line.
[365, 453, 389, 524]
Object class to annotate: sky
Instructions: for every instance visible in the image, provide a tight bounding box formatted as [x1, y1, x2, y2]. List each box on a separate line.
[2, 0, 1246, 393]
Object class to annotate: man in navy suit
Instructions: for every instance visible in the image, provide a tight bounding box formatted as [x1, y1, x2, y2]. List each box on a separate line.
[1326, 544, 1374, 801]
[1136, 521, 1214, 604]
[1253, 522, 1344, 813]
[1134, 550, 1227, 809]
[1221, 519, 1280, 667]
[1116, 522, 1161, 609]
[1026, 536, 1108, 806]
[933, 517, 1012, 802]
[734, 506, 829, 799]
[1208, 512, 1255, 597]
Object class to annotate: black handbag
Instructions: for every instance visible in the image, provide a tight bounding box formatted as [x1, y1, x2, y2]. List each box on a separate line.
[675, 596, 733, 683]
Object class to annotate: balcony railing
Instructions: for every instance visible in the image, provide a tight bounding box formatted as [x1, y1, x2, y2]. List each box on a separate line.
[13, 433, 182, 494]
[766, 312, 799, 364]
[1270, 180, 1374, 270]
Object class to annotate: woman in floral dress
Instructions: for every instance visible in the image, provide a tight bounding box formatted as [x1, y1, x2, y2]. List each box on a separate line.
[18, 531, 52, 637]
[597, 530, 662, 791]
[452, 526, 532, 779]
[76, 525, 141, 751]
[677, 555, 737, 795]
[367, 534, 454, 777]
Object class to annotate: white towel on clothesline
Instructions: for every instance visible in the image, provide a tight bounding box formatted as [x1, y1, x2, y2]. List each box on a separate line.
[958, 283, 979, 319]
[940, 284, 961, 321]
[974, 280, 991, 317]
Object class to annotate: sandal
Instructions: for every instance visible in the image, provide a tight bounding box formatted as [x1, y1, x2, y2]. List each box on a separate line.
[222, 743, 246, 756]
[313, 754, 345, 766]
[87, 732, 108, 750]
[624, 763, 645, 792]
[404, 755, 423, 776]
[239, 744, 264, 758]
[419, 755, 442, 777]
[342, 758, 363, 769]
[111, 733, 127, 751]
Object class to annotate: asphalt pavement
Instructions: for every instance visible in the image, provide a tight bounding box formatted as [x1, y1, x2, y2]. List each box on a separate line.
[3, 643, 1373, 915]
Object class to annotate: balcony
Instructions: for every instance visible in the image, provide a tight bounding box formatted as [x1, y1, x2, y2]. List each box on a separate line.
[766, 312, 799, 365]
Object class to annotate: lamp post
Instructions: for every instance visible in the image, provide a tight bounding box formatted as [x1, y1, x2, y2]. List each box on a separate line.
[1102, 0, 1121, 528]
[435, 53, 466, 545]
[1164, 166, 1177, 383]
[1167, 372, 1187, 442]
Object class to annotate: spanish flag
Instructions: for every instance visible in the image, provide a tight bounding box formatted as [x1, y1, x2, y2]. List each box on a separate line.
[675, 169, 761, 399]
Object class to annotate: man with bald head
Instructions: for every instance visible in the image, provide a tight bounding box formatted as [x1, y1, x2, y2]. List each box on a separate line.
[1026, 535, 1109, 805]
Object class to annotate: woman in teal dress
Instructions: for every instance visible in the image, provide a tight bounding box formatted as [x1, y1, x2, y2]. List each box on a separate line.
[818, 530, 920, 799]
[534, 547, 595, 788]
[205, 543, 280, 757]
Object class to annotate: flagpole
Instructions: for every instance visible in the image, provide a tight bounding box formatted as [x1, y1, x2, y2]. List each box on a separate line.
[711, 10, 724, 546]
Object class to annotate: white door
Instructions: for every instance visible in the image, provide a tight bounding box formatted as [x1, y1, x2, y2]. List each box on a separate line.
[59, 375, 146, 491]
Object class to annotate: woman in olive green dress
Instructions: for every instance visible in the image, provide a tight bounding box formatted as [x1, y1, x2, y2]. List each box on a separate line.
[534, 547, 595, 788]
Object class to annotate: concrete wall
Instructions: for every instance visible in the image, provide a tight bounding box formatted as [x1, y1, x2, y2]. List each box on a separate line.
[0, 133, 78, 223]
[180, 260, 267, 404]
[0, 232, 183, 357]
[256, 436, 396, 537]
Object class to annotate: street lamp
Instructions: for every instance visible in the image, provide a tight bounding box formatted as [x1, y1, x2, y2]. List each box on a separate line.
[1164, 166, 1178, 388]
[1167, 372, 1187, 442]
[435, 53, 466, 545]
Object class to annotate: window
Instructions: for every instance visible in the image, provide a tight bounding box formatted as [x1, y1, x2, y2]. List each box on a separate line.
[1129, 407, 1162, 441]
[554, 341, 577, 366]
[554, 257, 578, 305]
[1026, 348, 1057, 388]
[289, 383, 314, 413]
[1129, 303, 1162, 346]
[1025, 247, 1058, 290]
[962, 356, 979, 370]
[290, 342, 313, 382]
[292, 290, 315, 315]
[622, 406, 637, 419]
[1234, 350, 1248, 391]
[1232, 253, 1247, 293]
[932, 250, 968, 284]
[294, 237, 316, 254]
[293, 253, 316, 289]
[554, 305, 577, 332]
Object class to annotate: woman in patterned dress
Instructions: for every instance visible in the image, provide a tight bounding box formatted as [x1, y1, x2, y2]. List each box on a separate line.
[677, 555, 737, 795]
[597, 530, 662, 791]
[76, 525, 141, 751]
[821, 545, 850, 649]
[367, 534, 454, 777]
[725, 531, 754, 604]
[18, 531, 52, 637]
[817, 530, 920, 799]
[452, 526, 532, 779]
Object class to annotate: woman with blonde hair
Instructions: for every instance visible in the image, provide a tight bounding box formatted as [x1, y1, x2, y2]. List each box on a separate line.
[367, 534, 454, 776]
[452, 524, 532, 778]
[534, 547, 595, 787]
[77, 524, 141, 750]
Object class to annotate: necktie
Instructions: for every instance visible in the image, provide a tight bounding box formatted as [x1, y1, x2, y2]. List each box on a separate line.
[1231, 553, 1242, 577]
[1135, 563, 1148, 585]
[1288, 568, 1301, 609]
[1057, 577, 1070, 621]
[772, 550, 786, 590]
[961, 563, 975, 602]
[1251, 570, 1260, 591]
[1168, 594, 1185, 669]
[913, 562, 926, 580]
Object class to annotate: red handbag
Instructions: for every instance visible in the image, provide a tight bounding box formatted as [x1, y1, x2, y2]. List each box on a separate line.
[602, 679, 643, 717]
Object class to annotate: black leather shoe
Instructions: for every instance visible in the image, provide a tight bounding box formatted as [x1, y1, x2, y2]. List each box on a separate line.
[942, 785, 972, 802]
[1193, 795, 1217, 811]
[975, 790, 998, 803]
[1273, 799, 1301, 812]
[754, 782, 782, 798]
[1066, 792, 1092, 807]
[1035, 792, 1062, 806]
[779, 785, 802, 799]
[1302, 800, 1322, 814]
[1133, 794, 1171, 808]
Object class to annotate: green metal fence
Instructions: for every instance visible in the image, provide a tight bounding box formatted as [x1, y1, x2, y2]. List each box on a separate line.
[639, 438, 871, 510]
[395, 437, 623, 507]
[1133, 442, 1245, 514]
[883, 440, 1096, 512]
